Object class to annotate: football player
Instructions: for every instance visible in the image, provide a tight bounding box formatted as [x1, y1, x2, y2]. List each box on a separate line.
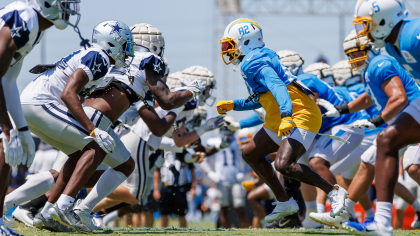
[217, 18, 347, 223]
[0, 1, 83, 234]
[317, 30, 420, 236]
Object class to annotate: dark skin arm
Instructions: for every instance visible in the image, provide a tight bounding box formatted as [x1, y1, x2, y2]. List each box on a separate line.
[0, 25, 18, 140]
[348, 92, 374, 113]
[137, 106, 177, 137]
[172, 124, 200, 147]
[61, 68, 97, 134]
[145, 68, 194, 110]
[379, 76, 408, 122]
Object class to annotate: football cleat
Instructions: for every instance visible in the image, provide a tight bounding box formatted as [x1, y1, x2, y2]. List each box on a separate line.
[49, 203, 91, 233]
[309, 210, 350, 228]
[342, 218, 393, 236]
[264, 197, 299, 223]
[33, 212, 72, 232]
[12, 206, 36, 228]
[328, 185, 348, 217]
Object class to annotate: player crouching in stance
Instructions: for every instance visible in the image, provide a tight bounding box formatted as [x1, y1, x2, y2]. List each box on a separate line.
[315, 30, 420, 236]
[216, 18, 348, 223]
[0, 0, 83, 234]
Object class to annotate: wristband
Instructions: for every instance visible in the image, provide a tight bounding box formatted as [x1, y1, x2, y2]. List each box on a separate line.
[195, 126, 206, 137]
[368, 114, 385, 127]
[89, 128, 96, 137]
[335, 102, 350, 114]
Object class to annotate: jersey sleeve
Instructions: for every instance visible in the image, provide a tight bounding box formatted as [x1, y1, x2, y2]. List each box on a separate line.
[238, 112, 264, 128]
[139, 54, 166, 76]
[256, 67, 293, 117]
[233, 98, 262, 111]
[79, 51, 109, 81]
[301, 79, 317, 92]
[183, 96, 199, 111]
[2, 10, 31, 49]
[372, 60, 399, 87]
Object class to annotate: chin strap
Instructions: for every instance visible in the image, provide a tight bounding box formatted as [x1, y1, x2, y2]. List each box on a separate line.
[74, 25, 90, 49]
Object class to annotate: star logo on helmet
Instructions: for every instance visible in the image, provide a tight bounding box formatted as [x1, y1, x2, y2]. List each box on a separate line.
[109, 23, 124, 36]
[154, 64, 162, 73]
[92, 62, 102, 75]
[10, 24, 22, 38]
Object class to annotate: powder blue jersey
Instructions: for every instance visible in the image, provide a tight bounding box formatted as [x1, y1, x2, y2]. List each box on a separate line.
[363, 55, 420, 116]
[297, 73, 361, 133]
[385, 19, 420, 84]
[240, 47, 296, 117]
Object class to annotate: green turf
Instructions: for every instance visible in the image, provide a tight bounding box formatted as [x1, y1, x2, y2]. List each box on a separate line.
[9, 222, 420, 236]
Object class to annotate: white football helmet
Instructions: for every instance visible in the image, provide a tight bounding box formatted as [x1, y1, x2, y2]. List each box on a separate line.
[353, 0, 408, 48]
[304, 63, 334, 86]
[220, 18, 264, 65]
[331, 60, 362, 87]
[166, 71, 183, 90]
[130, 23, 165, 57]
[27, 0, 80, 30]
[162, 57, 170, 82]
[276, 50, 305, 76]
[179, 66, 216, 106]
[344, 30, 380, 72]
[92, 20, 135, 68]
[236, 127, 257, 150]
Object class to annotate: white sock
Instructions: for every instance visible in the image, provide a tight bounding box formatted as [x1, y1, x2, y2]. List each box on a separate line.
[412, 199, 420, 212]
[56, 194, 75, 210]
[76, 168, 127, 211]
[0, 217, 3, 226]
[365, 208, 375, 218]
[317, 203, 325, 213]
[305, 201, 317, 219]
[4, 171, 55, 214]
[103, 211, 119, 225]
[260, 219, 267, 228]
[375, 201, 393, 228]
[41, 202, 53, 219]
[345, 198, 356, 217]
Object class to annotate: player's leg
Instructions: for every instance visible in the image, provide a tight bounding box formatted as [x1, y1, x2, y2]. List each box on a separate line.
[375, 113, 420, 231]
[242, 128, 286, 201]
[247, 184, 271, 228]
[217, 184, 231, 228]
[232, 183, 248, 228]
[0, 140, 10, 229]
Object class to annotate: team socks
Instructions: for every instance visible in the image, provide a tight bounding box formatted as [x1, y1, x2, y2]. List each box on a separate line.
[365, 208, 375, 218]
[375, 201, 393, 228]
[56, 194, 75, 210]
[20, 194, 48, 211]
[40, 202, 53, 219]
[317, 203, 325, 213]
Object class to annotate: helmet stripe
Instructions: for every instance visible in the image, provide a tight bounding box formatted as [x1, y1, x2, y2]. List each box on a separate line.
[357, 0, 365, 14]
[228, 19, 262, 32]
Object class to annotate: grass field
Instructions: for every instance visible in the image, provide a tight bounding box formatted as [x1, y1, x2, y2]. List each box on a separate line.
[9, 222, 420, 236]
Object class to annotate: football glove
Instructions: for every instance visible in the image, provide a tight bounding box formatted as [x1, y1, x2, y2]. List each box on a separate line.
[208, 171, 222, 183]
[278, 117, 295, 137]
[187, 79, 205, 97]
[195, 116, 225, 136]
[316, 99, 340, 117]
[223, 115, 241, 131]
[216, 100, 234, 115]
[3, 129, 23, 167]
[242, 181, 255, 192]
[18, 130, 36, 168]
[85, 128, 116, 153]
[352, 119, 377, 129]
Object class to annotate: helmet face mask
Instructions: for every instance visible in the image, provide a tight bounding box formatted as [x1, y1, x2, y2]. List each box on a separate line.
[353, 16, 377, 50]
[220, 37, 242, 65]
[346, 48, 370, 71]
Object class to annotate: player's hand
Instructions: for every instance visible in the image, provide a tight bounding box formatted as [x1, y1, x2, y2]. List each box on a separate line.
[223, 116, 241, 131]
[153, 189, 161, 201]
[85, 128, 116, 153]
[278, 117, 295, 137]
[242, 181, 255, 192]
[187, 79, 205, 97]
[236, 173, 244, 182]
[18, 130, 36, 168]
[189, 187, 196, 199]
[216, 100, 234, 115]
[208, 171, 222, 183]
[352, 119, 377, 129]
[254, 108, 266, 122]
[3, 129, 23, 167]
[196, 116, 225, 136]
[316, 99, 340, 117]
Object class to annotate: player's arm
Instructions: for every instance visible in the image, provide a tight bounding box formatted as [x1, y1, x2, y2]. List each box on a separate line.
[189, 164, 196, 198]
[61, 69, 97, 133]
[145, 68, 201, 110]
[317, 92, 373, 117]
[256, 67, 293, 117]
[380, 76, 408, 122]
[153, 169, 161, 201]
[0, 25, 18, 139]
[137, 105, 177, 137]
[216, 98, 262, 115]
[348, 92, 374, 112]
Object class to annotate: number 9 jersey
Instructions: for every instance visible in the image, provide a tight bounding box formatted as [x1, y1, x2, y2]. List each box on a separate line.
[363, 54, 420, 117]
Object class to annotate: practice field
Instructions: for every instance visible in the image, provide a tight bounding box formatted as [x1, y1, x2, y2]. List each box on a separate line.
[9, 223, 420, 236]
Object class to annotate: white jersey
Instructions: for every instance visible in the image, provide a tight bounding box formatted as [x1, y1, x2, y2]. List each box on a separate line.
[96, 47, 166, 98]
[205, 137, 244, 184]
[20, 45, 110, 105]
[0, 1, 44, 67]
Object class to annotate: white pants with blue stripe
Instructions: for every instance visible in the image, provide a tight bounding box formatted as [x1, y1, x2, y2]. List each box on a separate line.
[22, 103, 130, 168]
